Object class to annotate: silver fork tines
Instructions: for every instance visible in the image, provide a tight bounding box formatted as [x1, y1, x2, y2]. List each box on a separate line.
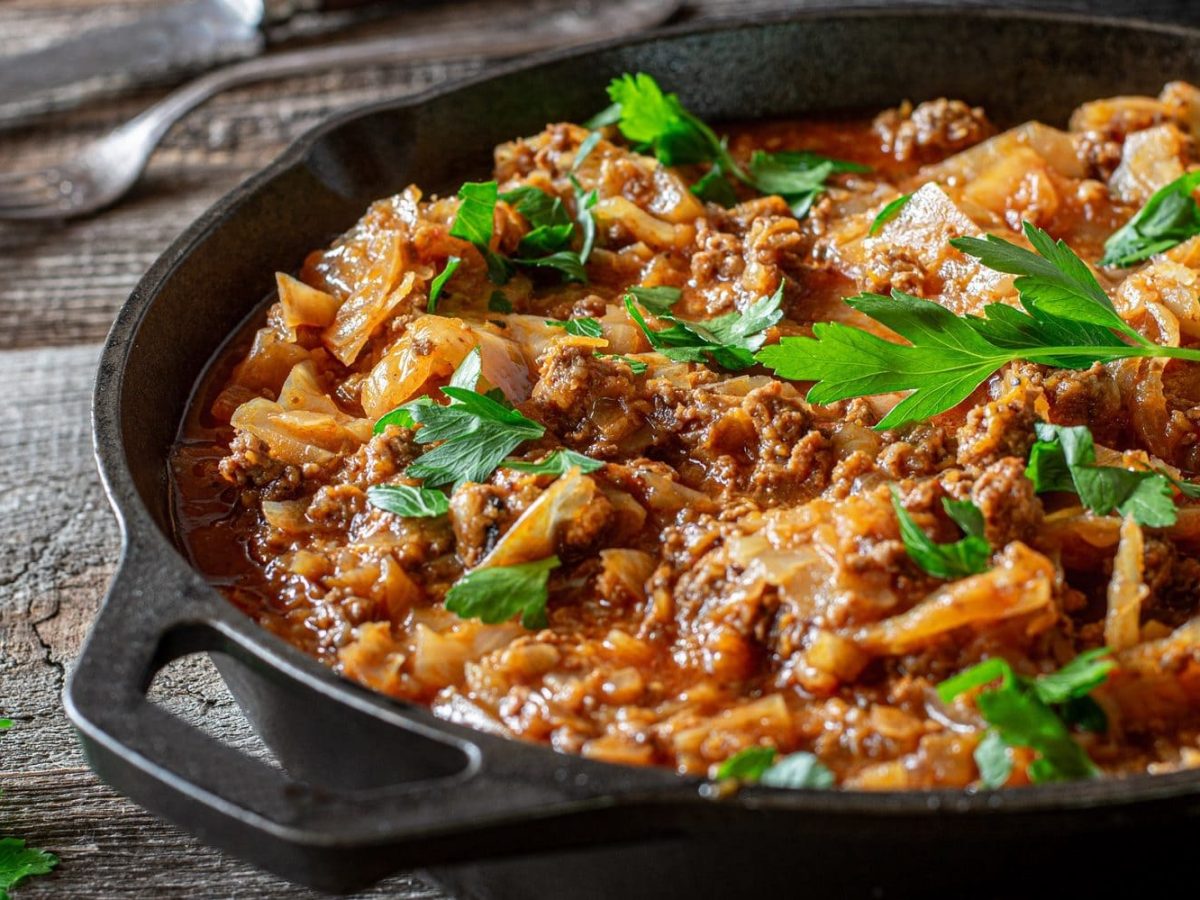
[0, 0, 679, 221]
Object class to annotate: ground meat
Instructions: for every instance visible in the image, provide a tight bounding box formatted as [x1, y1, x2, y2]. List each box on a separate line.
[970, 458, 1044, 548]
[873, 98, 994, 163]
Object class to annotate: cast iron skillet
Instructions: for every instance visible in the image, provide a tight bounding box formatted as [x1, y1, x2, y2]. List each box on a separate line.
[73, 8, 1200, 898]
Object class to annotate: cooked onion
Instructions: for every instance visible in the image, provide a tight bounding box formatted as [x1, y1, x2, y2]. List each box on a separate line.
[1106, 516, 1148, 652]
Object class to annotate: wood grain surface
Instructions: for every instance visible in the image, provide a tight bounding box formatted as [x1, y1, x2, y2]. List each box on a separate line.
[3, 1, 1200, 897]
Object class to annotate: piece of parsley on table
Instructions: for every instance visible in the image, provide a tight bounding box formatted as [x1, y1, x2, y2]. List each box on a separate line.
[1025, 422, 1192, 527]
[625, 282, 783, 371]
[0, 720, 58, 899]
[938, 650, 1114, 788]
[757, 222, 1200, 430]
[445, 555, 561, 629]
[1100, 170, 1200, 268]
[891, 488, 990, 579]
[715, 746, 835, 789]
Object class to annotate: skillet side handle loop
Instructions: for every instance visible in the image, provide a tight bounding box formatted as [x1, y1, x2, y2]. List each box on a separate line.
[63, 544, 615, 891]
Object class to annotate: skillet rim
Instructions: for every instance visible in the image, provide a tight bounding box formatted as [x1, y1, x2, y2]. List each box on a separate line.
[91, 4, 1200, 817]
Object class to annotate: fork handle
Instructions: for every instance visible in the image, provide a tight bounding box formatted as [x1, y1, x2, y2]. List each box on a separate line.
[117, 0, 677, 149]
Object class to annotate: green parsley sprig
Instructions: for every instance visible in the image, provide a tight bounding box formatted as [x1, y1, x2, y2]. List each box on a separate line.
[625, 283, 783, 371]
[1025, 422, 1198, 527]
[596, 73, 866, 218]
[869, 192, 912, 235]
[0, 720, 59, 899]
[757, 222, 1200, 430]
[449, 181, 593, 285]
[891, 488, 990, 579]
[375, 350, 546, 488]
[366, 484, 450, 518]
[445, 555, 561, 629]
[545, 317, 603, 338]
[715, 746, 835, 789]
[938, 650, 1114, 788]
[503, 449, 603, 476]
[1100, 170, 1200, 268]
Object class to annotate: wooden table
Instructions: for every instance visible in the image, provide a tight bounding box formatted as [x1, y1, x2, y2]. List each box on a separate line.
[3, 0, 1199, 896]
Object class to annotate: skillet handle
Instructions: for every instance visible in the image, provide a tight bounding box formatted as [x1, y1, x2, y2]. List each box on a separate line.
[66, 540, 675, 891]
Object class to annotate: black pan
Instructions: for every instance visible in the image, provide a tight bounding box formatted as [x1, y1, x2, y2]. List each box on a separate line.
[73, 8, 1200, 898]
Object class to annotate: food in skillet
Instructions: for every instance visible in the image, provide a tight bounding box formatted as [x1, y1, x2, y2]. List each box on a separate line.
[174, 74, 1200, 790]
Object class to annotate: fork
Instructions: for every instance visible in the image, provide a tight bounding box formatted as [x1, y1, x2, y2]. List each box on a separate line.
[0, 0, 678, 221]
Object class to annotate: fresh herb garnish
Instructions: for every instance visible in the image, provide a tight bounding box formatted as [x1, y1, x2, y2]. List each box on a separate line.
[599, 353, 649, 375]
[938, 650, 1114, 787]
[545, 317, 603, 338]
[382, 350, 544, 488]
[450, 181, 511, 284]
[445, 555, 561, 629]
[747, 150, 869, 218]
[450, 181, 590, 284]
[569, 175, 598, 264]
[869, 192, 913, 235]
[1025, 422, 1187, 527]
[0, 720, 59, 898]
[625, 282, 783, 371]
[757, 222, 1200, 430]
[367, 483, 450, 518]
[715, 746, 835, 789]
[504, 449, 604, 476]
[1100, 170, 1200, 268]
[599, 73, 863, 219]
[0, 839, 58, 900]
[427, 256, 461, 313]
[891, 488, 990, 579]
[488, 291, 513, 313]
[691, 164, 739, 207]
[501, 186, 575, 256]
[573, 130, 602, 171]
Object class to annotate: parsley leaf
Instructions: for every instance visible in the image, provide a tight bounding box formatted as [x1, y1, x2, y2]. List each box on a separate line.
[444, 555, 560, 629]
[573, 130, 602, 171]
[398, 350, 546, 488]
[626, 282, 783, 371]
[891, 488, 990, 579]
[600, 73, 862, 219]
[0, 838, 58, 900]
[570, 175, 598, 264]
[488, 291, 513, 313]
[938, 651, 1113, 787]
[450, 181, 510, 284]
[504, 449, 604, 476]
[748, 150, 868, 218]
[692, 165, 738, 207]
[715, 747, 835, 788]
[599, 353, 649, 375]
[518, 250, 587, 282]
[427, 256, 461, 313]
[407, 389, 545, 488]
[869, 192, 913, 235]
[1100, 170, 1200, 268]
[605, 72, 723, 167]
[716, 746, 777, 780]
[501, 186, 574, 256]
[367, 483, 449, 518]
[1026, 422, 1181, 527]
[545, 317, 603, 338]
[952, 222, 1150, 346]
[758, 223, 1200, 430]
